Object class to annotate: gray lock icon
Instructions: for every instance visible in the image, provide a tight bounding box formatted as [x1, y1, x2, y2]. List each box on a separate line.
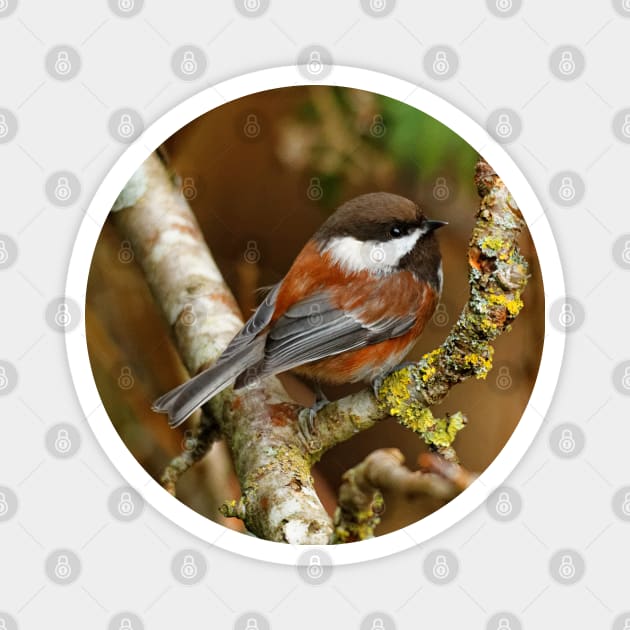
[369, 0, 387, 11]
[495, 114, 513, 137]
[54, 302, 72, 327]
[558, 51, 575, 75]
[370, 114, 386, 137]
[118, 619, 133, 630]
[118, 114, 135, 138]
[558, 554, 576, 579]
[495, 0, 512, 11]
[558, 429, 575, 453]
[118, 240, 134, 263]
[558, 176, 576, 201]
[180, 554, 198, 579]
[306, 554, 324, 579]
[55, 428, 72, 453]
[433, 177, 449, 200]
[622, 114, 630, 139]
[432, 555, 450, 579]
[243, 240, 261, 264]
[369, 243, 386, 264]
[54, 177, 71, 201]
[180, 304, 197, 327]
[243, 114, 261, 137]
[433, 302, 449, 326]
[182, 177, 197, 200]
[497, 619, 512, 630]
[307, 303, 323, 327]
[558, 303, 576, 327]
[496, 492, 513, 516]
[54, 554, 72, 579]
[307, 51, 323, 75]
[496, 366, 512, 390]
[118, 0, 134, 10]
[118, 366, 134, 389]
[0, 240, 8, 264]
[432, 51, 449, 75]
[0, 114, 8, 138]
[244, 0, 261, 10]
[0, 366, 8, 390]
[180, 51, 198, 75]
[54, 51, 72, 75]
[307, 177, 323, 200]
[118, 492, 135, 516]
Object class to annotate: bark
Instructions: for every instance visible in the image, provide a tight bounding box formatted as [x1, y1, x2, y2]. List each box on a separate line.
[332, 448, 471, 543]
[305, 159, 528, 459]
[112, 153, 331, 544]
[110, 154, 528, 544]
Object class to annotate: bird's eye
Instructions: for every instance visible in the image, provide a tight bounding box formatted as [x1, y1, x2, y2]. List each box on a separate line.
[389, 224, 407, 239]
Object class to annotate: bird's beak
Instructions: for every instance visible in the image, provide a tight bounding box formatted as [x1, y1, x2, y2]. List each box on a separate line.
[425, 219, 448, 232]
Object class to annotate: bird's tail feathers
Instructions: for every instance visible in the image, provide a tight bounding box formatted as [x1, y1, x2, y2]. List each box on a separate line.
[152, 342, 263, 428]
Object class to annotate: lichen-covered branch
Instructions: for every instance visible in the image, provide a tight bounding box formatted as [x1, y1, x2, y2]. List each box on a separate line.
[159, 413, 217, 495]
[112, 153, 332, 544]
[111, 154, 527, 544]
[305, 159, 529, 459]
[332, 448, 468, 543]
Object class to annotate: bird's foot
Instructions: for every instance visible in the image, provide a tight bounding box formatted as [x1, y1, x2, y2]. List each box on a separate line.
[297, 396, 327, 453]
[372, 361, 417, 399]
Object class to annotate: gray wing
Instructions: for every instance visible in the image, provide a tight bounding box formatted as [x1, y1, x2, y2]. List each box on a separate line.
[152, 283, 280, 427]
[235, 291, 416, 385]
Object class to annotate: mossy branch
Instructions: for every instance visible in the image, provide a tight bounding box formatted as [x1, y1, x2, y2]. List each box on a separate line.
[111, 154, 527, 544]
[303, 158, 529, 460]
[332, 448, 470, 543]
[112, 153, 332, 544]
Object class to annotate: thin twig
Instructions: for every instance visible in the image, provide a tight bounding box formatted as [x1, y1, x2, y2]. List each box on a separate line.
[332, 448, 465, 543]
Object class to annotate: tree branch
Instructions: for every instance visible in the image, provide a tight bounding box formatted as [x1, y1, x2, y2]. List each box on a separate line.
[110, 154, 527, 544]
[303, 159, 528, 460]
[332, 448, 471, 543]
[111, 153, 332, 544]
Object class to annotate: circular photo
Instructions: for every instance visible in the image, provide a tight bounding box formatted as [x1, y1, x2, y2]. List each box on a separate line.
[72, 70, 559, 562]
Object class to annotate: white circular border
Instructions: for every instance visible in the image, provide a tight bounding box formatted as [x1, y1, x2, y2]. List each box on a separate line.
[65, 65, 565, 565]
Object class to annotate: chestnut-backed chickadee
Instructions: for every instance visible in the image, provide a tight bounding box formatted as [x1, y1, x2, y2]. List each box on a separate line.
[153, 192, 446, 428]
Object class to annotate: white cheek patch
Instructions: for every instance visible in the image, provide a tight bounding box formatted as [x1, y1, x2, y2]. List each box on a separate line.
[322, 229, 421, 275]
[436, 260, 444, 294]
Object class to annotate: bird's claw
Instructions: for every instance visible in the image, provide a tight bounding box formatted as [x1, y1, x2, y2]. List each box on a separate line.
[297, 397, 327, 453]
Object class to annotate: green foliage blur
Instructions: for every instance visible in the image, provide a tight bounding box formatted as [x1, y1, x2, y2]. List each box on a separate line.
[378, 95, 478, 183]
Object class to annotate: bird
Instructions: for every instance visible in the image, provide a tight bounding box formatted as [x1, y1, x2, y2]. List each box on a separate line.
[152, 192, 446, 428]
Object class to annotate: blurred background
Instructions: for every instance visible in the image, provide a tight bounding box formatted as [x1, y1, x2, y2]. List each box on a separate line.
[87, 86, 544, 537]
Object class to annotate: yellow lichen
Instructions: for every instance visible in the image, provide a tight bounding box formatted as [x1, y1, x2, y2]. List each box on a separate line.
[481, 235, 505, 252]
[401, 406, 435, 434]
[399, 407, 467, 449]
[463, 350, 493, 377]
[487, 292, 523, 316]
[377, 367, 414, 417]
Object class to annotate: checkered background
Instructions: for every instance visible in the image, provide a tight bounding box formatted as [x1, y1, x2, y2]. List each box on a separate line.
[1, 1, 629, 628]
